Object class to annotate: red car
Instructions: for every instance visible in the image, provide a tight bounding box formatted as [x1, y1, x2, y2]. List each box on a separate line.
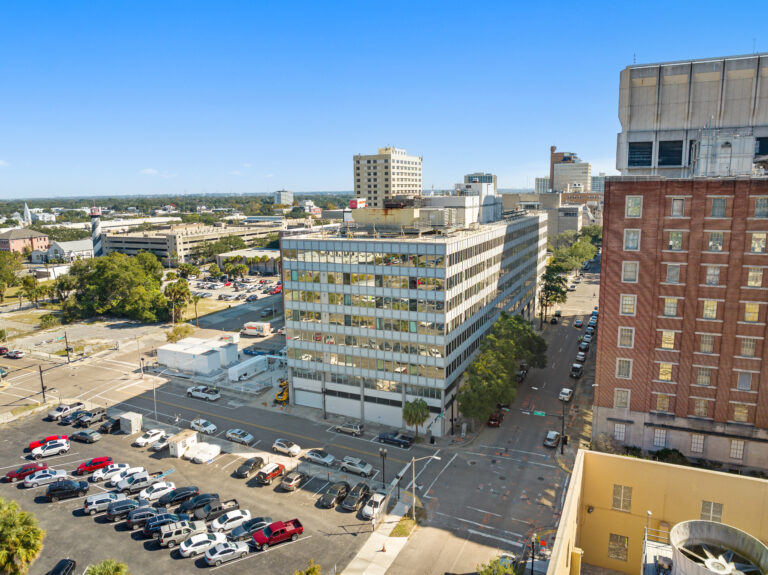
[224, 282, 232, 287]
[28, 435, 69, 451]
[0, 346, 8, 355]
[5, 462, 48, 483]
[75, 456, 113, 476]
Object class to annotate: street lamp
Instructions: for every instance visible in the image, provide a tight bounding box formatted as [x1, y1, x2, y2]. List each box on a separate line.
[378, 448, 387, 489]
[530, 532, 538, 575]
[411, 455, 441, 520]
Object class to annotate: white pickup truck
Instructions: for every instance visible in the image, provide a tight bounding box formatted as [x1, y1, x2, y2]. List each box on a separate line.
[186, 386, 221, 402]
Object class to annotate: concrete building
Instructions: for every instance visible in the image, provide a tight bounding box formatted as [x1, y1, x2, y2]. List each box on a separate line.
[0, 229, 49, 254]
[353, 147, 422, 208]
[591, 172, 606, 195]
[280, 214, 547, 436]
[535, 177, 551, 194]
[464, 172, 497, 192]
[31, 239, 94, 263]
[502, 193, 583, 241]
[103, 222, 283, 265]
[550, 146, 579, 191]
[274, 190, 294, 206]
[616, 53, 768, 177]
[554, 160, 592, 194]
[547, 450, 768, 575]
[157, 337, 239, 376]
[595, 177, 768, 470]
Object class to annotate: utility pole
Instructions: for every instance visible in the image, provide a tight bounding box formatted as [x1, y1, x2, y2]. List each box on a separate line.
[64, 331, 70, 363]
[38, 365, 46, 403]
[561, 398, 566, 455]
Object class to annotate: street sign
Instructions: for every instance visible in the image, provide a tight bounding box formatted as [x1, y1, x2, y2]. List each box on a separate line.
[533, 411, 546, 416]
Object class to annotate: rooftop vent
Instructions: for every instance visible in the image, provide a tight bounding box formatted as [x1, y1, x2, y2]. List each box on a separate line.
[670, 521, 767, 575]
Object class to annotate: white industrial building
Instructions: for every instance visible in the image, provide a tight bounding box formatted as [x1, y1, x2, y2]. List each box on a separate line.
[31, 239, 94, 264]
[157, 337, 238, 376]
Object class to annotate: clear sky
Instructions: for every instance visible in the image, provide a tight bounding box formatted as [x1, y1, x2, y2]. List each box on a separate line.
[1, 1, 766, 199]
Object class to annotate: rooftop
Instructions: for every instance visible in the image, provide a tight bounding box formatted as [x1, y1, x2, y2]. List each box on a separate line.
[0, 228, 48, 240]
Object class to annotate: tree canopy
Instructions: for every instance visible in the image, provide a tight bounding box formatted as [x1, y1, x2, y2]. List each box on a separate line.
[0, 497, 45, 575]
[581, 224, 602, 246]
[29, 223, 91, 242]
[84, 559, 131, 575]
[402, 399, 430, 438]
[539, 263, 568, 323]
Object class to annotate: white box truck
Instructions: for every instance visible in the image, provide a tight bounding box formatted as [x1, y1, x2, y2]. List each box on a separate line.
[240, 322, 272, 337]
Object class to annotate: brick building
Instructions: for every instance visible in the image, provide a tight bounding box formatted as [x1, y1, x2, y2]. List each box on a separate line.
[0, 229, 49, 254]
[594, 176, 768, 470]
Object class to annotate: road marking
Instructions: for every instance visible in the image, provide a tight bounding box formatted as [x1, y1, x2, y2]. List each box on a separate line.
[209, 535, 313, 571]
[312, 481, 329, 496]
[434, 511, 524, 538]
[404, 448, 441, 491]
[466, 506, 502, 517]
[221, 457, 242, 471]
[467, 528, 523, 548]
[480, 446, 547, 458]
[422, 453, 456, 498]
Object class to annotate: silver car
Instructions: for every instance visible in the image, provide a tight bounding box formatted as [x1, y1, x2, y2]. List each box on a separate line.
[83, 492, 127, 515]
[24, 469, 67, 488]
[340, 456, 373, 477]
[204, 541, 249, 567]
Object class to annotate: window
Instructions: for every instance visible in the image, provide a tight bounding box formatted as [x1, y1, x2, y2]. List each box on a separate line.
[668, 231, 683, 251]
[700, 334, 715, 353]
[756, 138, 768, 156]
[740, 338, 757, 357]
[620, 295, 636, 315]
[671, 198, 685, 216]
[751, 232, 766, 253]
[744, 303, 760, 322]
[616, 359, 633, 379]
[697, 367, 712, 386]
[733, 404, 749, 423]
[708, 232, 724, 252]
[618, 327, 634, 348]
[653, 428, 667, 447]
[614, 423, 626, 441]
[655, 393, 671, 411]
[666, 264, 681, 284]
[661, 331, 675, 349]
[702, 300, 718, 319]
[608, 534, 629, 562]
[701, 501, 723, 522]
[624, 229, 640, 250]
[625, 196, 643, 217]
[628, 141, 653, 167]
[691, 434, 705, 453]
[659, 140, 684, 166]
[747, 268, 763, 287]
[693, 398, 709, 417]
[612, 485, 632, 512]
[737, 372, 752, 391]
[705, 266, 720, 286]
[664, 298, 678, 317]
[729, 439, 744, 460]
[755, 197, 768, 218]
[711, 198, 726, 218]
[614, 389, 630, 409]
[622, 262, 638, 282]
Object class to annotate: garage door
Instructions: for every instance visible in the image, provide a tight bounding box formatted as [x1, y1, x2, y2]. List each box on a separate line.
[294, 389, 323, 409]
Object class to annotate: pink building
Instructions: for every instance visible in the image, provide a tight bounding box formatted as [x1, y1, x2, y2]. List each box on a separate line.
[0, 229, 49, 254]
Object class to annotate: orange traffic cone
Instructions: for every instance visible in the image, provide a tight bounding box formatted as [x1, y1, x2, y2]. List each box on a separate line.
[381, 544, 386, 552]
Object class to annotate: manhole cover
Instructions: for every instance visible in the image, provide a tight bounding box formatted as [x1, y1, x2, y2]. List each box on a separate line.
[538, 476, 544, 481]
[469, 460, 477, 466]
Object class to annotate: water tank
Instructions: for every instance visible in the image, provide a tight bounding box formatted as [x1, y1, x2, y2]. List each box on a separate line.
[670, 520, 768, 575]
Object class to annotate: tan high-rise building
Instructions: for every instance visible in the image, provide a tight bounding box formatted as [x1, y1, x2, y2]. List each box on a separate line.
[353, 147, 422, 208]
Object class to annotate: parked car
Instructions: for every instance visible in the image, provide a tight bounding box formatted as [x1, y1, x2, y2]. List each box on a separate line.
[211, 509, 251, 533]
[74, 408, 107, 427]
[6, 350, 25, 358]
[186, 386, 221, 401]
[179, 532, 228, 558]
[362, 490, 387, 519]
[46, 479, 89, 502]
[24, 469, 68, 488]
[133, 428, 165, 447]
[205, 541, 249, 566]
[83, 492, 127, 515]
[70, 430, 102, 444]
[158, 520, 207, 549]
[106, 498, 143, 522]
[570, 363, 584, 378]
[178, 493, 220, 514]
[225, 428, 254, 445]
[191, 418, 217, 435]
[576, 351, 587, 363]
[342, 482, 370, 511]
[98, 418, 120, 434]
[578, 341, 590, 353]
[158, 486, 199, 508]
[304, 449, 335, 466]
[320, 481, 350, 509]
[28, 435, 68, 451]
[256, 463, 285, 485]
[377, 432, 414, 448]
[48, 559, 77, 575]
[550, 316, 558, 324]
[91, 463, 129, 484]
[487, 410, 504, 427]
[47, 402, 85, 421]
[559, 388, 574, 402]
[107, 466, 146, 488]
[280, 471, 308, 492]
[139, 481, 176, 503]
[0, 346, 7, 355]
[74, 456, 113, 476]
[583, 334, 593, 344]
[585, 326, 595, 336]
[544, 430, 562, 448]
[574, 319, 583, 328]
[143, 512, 192, 538]
[233, 457, 264, 479]
[340, 456, 373, 477]
[554, 310, 562, 317]
[230, 516, 273, 541]
[5, 462, 48, 483]
[335, 422, 363, 437]
[193, 498, 239, 523]
[252, 519, 303, 551]
[126, 506, 166, 531]
[150, 432, 172, 452]
[31, 439, 70, 459]
[118, 470, 168, 494]
[59, 409, 88, 426]
[272, 438, 300, 457]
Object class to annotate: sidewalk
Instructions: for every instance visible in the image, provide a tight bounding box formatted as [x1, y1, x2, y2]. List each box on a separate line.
[343, 500, 411, 575]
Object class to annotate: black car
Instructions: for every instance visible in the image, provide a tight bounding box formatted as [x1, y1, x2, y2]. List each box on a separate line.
[550, 316, 558, 324]
[75, 408, 106, 427]
[342, 482, 370, 511]
[126, 506, 165, 531]
[106, 499, 142, 522]
[48, 558, 77, 575]
[46, 479, 89, 502]
[59, 410, 87, 425]
[142, 512, 190, 538]
[319, 481, 350, 509]
[158, 486, 199, 507]
[233, 457, 264, 479]
[99, 417, 119, 434]
[178, 493, 220, 514]
[229, 516, 274, 541]
[578, 341, 590, 352]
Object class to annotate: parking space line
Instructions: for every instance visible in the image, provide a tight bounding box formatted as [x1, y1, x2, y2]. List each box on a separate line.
[422, 453, 457, 499]
[208, 535, 313, 571]
[480, 445, 547, 458]
[312, 481, 329, 496]
[466, 528, 523, 548]
[220, 457, 242, 471]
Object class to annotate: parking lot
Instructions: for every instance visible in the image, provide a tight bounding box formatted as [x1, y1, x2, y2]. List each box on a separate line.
[2, 412, 381, 574]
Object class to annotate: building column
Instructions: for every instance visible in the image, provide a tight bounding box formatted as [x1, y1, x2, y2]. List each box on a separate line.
[360, 377, 365, 423]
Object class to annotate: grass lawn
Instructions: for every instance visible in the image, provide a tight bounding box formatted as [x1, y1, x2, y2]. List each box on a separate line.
[183, 298, 231, 321]
[388, 504, 426, 537]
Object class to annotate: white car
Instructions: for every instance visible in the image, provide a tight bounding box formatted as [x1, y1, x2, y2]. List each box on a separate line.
[225, 429, 254, 445]
[340, 456, 373, 477]
[133, 429, 165, 447]
[24, 469, 67, 488]
[191, 418, 217, 435]
[179, 532, 227, 558]
[186, 386, 221, 402]
[583, 334, 593, 344]
[150, 433, 172, 452]
[559, 388, 574, 402]
[31, 439, 70, 459]
[305, 449, 335, 466]
[210, 509, 251, 533]
[362, 490, 387, 519]
[92, 463, 130, 483]
[139, 481, 176, 502]
[192, 443, 221, 464]
[205, 541, 249, 566]
[272, 438, 300, 457]
[107, 466, 145, 488]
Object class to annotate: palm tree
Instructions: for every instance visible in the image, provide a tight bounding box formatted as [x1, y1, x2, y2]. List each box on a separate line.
[191, 295, 201, 328]
[402, 398, 430, 440]
[0, 497, 46, 574]
[84, 559, 130, 575]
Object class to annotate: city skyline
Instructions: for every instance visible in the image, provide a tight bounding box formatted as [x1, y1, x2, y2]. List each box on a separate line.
[1, 1, 766, 198]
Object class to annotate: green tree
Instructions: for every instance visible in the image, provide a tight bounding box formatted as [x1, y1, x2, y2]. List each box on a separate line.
[581, 224, 602, 246]
[539, 264, 568, 325]
[177, 263, 200, 279]
[191, 294, 201, 328]
[164, 279, 191, 323]
[165, 272, 178, 281]
[294, 560, 322, 575]
[84, 559, 131, 575]
[134, 251, 164, 285]
[553, 229, 579, 249]
[20, 276, 41, 308]
[0, 497, 46, 575]
[234, 264, 249, 279]
[54, 274, 77, 302]
[0, 252, 22, 301]
[402, 399, 430, 439]
[207, 263, 221, 278]
[166, 324, 193, 342]
[477, 557, 515, 575]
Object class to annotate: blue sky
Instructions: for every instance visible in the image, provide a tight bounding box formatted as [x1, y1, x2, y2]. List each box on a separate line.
[1, 1, 766, 198]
